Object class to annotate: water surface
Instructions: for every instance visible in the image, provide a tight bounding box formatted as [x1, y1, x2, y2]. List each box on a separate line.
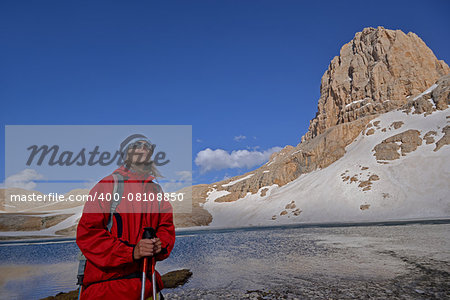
[1, 220, 449, 299]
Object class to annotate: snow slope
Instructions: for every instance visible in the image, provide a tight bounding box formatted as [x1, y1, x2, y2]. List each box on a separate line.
[201, 106, 450, 227]
[0, 206, 83, 237]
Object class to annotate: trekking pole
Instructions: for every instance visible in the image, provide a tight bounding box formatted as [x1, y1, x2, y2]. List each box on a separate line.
[77, 253, 86, 300]
[77, 285, 82, 300]
[141, 227, 157, 300]
[151, 253, 157, 300]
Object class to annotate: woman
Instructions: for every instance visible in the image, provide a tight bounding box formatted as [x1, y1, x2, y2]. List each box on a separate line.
[76, 135, 175, 299]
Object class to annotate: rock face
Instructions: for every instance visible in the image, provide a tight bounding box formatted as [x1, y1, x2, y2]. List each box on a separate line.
[373, 130, 422, 161]
[435, 125, 450, 152]
[301, 26, 449, 142]
[402, 74, 450, 116]
[205, 114, 375, 204]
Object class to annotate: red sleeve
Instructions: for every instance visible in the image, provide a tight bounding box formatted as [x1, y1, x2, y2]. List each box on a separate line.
[154, 187, 176, 262]
[76, 178, 134, 269]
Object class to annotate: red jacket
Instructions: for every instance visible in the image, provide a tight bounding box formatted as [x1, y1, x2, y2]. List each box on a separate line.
[76, 166, 175, 299]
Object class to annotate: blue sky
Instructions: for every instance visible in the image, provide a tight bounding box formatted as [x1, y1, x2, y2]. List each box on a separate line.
[1, 0, 449, 189]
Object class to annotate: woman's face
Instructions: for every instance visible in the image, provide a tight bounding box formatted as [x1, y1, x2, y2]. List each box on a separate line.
[126, 141, 154, 165]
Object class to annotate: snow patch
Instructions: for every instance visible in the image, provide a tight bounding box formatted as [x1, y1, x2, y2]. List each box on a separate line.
[412, 84, 438, 101]
[291, 149, 302, 155]
[203, 184, 279, 227]
[345, 99, 366, 108]
[206, 188, 231, 202]
[222, 174, 255, 187]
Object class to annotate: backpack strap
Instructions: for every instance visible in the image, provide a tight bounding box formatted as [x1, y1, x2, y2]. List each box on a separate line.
[77, 172, 125, 290]
[107, 172, 125, 232]
[76, 251, 87, 286]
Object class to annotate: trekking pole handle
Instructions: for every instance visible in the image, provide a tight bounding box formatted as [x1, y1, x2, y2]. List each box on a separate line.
[142, 227, 156, 240]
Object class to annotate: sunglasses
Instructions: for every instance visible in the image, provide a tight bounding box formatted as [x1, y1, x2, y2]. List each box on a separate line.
[129, 141, 154, 151]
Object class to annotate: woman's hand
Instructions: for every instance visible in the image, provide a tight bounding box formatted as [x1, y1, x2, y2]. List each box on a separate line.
[152, 237, 162, 255]
[133, 238, 161, 260]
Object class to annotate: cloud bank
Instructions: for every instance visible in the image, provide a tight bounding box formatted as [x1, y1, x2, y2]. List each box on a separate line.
[195, 146, 282, 173]
[4, 169, 44, 190]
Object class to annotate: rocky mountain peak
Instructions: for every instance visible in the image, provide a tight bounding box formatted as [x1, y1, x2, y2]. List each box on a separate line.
[301, 26, 449, 142]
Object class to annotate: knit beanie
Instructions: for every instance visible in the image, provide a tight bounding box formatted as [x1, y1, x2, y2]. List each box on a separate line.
[119, 134, 155, 161]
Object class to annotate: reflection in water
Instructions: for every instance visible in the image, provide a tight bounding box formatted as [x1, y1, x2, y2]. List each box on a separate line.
[0, 240, 79, 300]
[0, 262, 78, 300]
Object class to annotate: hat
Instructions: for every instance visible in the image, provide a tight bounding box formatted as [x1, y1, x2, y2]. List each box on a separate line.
[119, 134, 155, 161]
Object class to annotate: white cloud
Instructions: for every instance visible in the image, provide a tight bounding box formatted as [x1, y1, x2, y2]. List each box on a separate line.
[246, 145, 260, 151]
[4, 169, 44, 190]
[195, 146, 282, 173]
[233, 135, 246, 142]
[161, 181, 184, 193]
[160, 170, 192, 192]
[196, 139, 203, 143]
[176, 170, 192, 181]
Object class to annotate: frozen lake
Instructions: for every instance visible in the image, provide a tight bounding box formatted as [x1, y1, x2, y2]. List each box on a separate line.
[0, 220, 449, 299]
